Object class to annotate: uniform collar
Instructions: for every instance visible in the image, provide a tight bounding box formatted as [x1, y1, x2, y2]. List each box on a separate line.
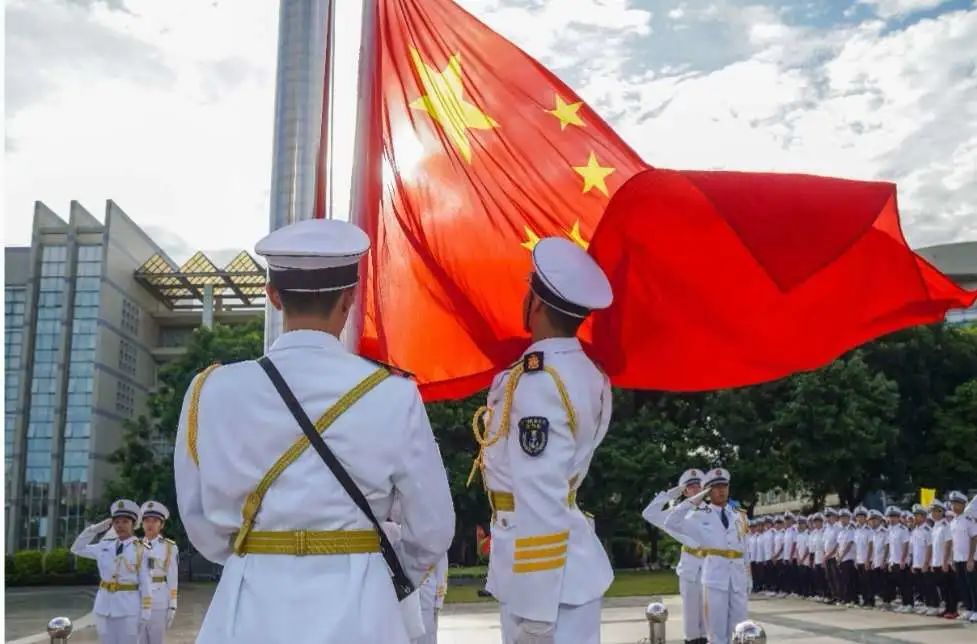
[523, 336, 582, 356]
[270, 329, 344, 353]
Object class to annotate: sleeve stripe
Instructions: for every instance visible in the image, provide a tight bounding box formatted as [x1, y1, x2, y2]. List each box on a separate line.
[513, 556, 567, 573]
[514, 531, 569, 548]
[514, 544, 568, 560]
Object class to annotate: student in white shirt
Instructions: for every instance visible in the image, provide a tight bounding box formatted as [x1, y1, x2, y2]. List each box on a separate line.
[929, 500, 955, 618]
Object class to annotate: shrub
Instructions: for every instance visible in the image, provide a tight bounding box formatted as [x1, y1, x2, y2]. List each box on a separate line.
[13, 550, 44, 579]
[45, 548, 72, 575]
[5, 554, 19, 585]
[75, 555, 97, 576]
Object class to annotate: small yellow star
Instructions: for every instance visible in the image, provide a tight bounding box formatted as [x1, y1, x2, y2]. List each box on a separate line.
[566, 220, 589, 250]
[408, 48, 499, 163]
[547, 95, 585, 131]
[573, 152, 615, 196]
[521, 226, 541, 250]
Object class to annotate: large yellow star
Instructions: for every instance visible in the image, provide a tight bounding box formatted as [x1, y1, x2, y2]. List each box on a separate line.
[408, 48, 498, 163]
[547, 95, 585, 131]
[573, 152, 615, 196]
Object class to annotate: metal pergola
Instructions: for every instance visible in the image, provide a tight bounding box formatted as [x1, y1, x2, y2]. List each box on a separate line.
[135, 251, 266, 310]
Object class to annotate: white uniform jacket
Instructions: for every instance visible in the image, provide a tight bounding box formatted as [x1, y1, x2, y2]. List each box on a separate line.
[174, 330, 455, 643]
[667, 500, 751, 592]
[71, 529, 152, 618]
[642, 491, 703, 581]
[143, 536, 179, 611]
[480, 337, 613, 624]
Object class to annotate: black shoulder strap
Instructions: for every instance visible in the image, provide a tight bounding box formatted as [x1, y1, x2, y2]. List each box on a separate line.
[257, 356, 415, 601]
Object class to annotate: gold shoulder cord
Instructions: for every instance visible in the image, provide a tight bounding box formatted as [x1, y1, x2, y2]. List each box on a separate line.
[466, 363, 577, 488]
[232, 367, 390, 555]
[187, 364, 221, 466]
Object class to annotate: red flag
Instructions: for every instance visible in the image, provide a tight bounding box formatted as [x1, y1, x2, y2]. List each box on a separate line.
[354, 0, 975, 399]
[589, 169, 977, 390]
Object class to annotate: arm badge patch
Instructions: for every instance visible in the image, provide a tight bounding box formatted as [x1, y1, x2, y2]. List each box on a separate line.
[518, 416, 549, 456]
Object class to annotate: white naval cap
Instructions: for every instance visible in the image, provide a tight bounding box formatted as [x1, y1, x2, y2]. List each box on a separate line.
[947, 490, 967, 504]
[110, 498, 141, 522]
[838, 508, 852, 518]
[824, 507, 838, 517]
[255, 219, 370, 292]
[929, 499, 946, 512]
[531, 237, 612, 318]
[885, 505, 902, 517]
[140, 500, 170, 521]
[868, 509, 883, 519]
[703, 467, 730, 487]
[678, 468, 704, 488]
[854, 506, 868, 517]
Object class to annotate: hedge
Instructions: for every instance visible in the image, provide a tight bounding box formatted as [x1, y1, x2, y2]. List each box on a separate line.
[5, 549, 99, 586]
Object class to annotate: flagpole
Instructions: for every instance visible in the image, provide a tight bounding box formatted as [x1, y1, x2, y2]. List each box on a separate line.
[342, 0, 380, 352]
[265, 0, 333, 350]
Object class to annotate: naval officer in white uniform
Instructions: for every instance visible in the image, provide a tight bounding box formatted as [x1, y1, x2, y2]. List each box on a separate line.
[174, 219, 455, 643]
[643, 468, 708, 644]
[471, 237, 614, 644]
[138, 501, 178, 644]
[71, 499, 152, 644]
[666, 468, 750, 644]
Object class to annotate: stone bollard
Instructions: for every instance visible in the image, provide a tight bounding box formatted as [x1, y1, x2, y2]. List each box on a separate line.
[732, 620, 766, 643]
[645, 597, 668, 644]
[47, 617, 73, 643]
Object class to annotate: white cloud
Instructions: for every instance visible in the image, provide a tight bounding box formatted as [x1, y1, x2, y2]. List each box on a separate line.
[4, 0, 278, 255]
[582, 3, 977, 247]
[858, 0, 955, 19]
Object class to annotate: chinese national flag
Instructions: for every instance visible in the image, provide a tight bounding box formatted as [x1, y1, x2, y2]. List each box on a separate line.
[356, 0, 976, 400]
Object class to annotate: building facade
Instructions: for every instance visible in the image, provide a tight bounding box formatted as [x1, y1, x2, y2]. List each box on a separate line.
[4, 201, 263, 552]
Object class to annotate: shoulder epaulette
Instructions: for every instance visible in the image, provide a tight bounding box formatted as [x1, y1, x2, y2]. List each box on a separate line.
[363, 356, 413, 379]
[102, 538, 117, 542]
[737, 508, 748, 514]
[164, 537, 176, 544]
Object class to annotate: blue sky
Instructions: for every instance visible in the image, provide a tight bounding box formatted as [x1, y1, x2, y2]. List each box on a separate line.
[5, 0, 976, 261]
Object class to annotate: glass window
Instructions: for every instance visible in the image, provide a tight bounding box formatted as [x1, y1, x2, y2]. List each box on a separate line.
[43, 246, 67, 261]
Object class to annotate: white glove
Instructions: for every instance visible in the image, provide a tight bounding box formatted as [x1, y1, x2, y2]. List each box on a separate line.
[381, 521, 403, 545]
[140, 608, 151, 626]
[666, 484, 684, 500]
[92, 517, 113, 532]
[686, 485, 712, 506]
[166, 607, 177, 629]
[514, 619, 555, 644]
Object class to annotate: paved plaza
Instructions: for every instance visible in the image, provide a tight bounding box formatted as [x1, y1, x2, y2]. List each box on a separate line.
[7, 584, 977, 643]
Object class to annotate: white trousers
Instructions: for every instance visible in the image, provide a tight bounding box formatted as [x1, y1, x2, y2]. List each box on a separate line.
[703, 584, 747, 644]
[500, 598, 602, 644]
[680, 577, 706, 639]
[411, 607, 438, 644]
[96, 615, 138, 644]
[138, 609, 167, 644]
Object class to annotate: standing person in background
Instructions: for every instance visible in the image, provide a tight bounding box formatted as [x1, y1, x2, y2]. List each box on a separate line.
[642, 468, 708, 644]
[869, 510, 888, 611]
[852, 507, 872, 608]
[760, 517, 775, 595]
[909, 505, 933, 616]
[771, 516, 785, 597]
[71, 499, 152, 644]
[809, 514, 826, 602]
[928, 501, 952, 617]
[139, 501, 178, 644]
[836, 510, 856, 606]
[783, 514, 798, 597]
[885, 506, 911, 613]
[822, 508, 841, 604]
[948, 491, 977, 623]
[796, 516, 811, 598]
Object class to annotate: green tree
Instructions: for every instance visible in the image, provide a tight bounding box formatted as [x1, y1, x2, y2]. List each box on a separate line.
[860, 325, 977, 493]
[104, 321, 264, 547]
[920, 378, 977, 490]
[772, 352, 899, 508]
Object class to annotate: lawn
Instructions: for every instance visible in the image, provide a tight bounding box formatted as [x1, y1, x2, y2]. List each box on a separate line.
[445, 569, 678, 604]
